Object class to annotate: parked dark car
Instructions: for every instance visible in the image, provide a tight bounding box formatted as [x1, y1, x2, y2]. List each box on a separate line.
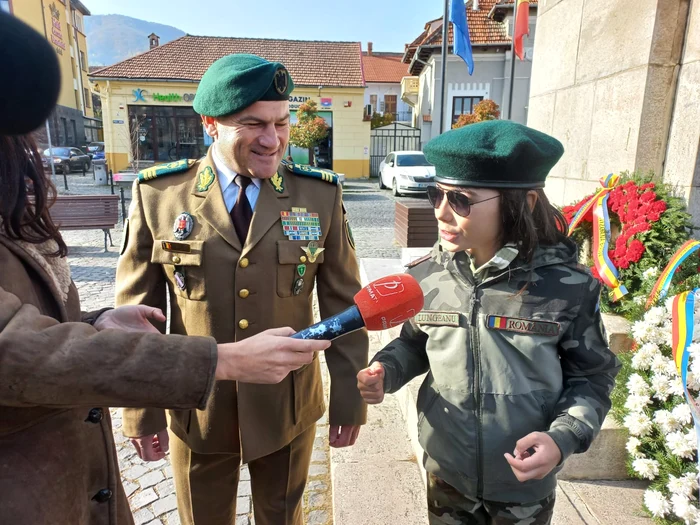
[42, 147, 92, 174]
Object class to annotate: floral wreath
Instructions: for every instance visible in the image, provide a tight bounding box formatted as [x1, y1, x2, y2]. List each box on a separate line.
[563, 175, 668, 309]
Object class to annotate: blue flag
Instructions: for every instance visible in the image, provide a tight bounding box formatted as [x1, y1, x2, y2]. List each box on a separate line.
[449, 0, 474, 75]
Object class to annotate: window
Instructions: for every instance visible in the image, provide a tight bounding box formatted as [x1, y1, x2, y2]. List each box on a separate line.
[397, 154, 431, 167]
[452, 96, 484, 124]
[61, 117, 68, 145]
[128, 105, 207, 163]
[384, 95, 397, 116]
[84, 88, 91, 108]
[71, 120, 78, 146]
[73, 11, 83, 32]
[80, 51, 87, 72]
[0, 0, 10, 13]
[384, 154, 393, 164]
[370, 95, 378, 114]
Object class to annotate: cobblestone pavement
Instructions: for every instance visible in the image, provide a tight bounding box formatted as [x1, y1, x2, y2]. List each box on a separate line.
[58, 173, 406, 525]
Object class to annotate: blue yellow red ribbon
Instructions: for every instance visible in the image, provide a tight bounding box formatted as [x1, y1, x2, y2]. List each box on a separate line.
[646, 240, 700, 309]
[669, 289, 700, 465]
[567, 174, 627, 301]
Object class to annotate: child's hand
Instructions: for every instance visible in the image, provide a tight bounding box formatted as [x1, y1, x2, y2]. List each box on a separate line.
[357, 362, 386, 404]
[504, 432, 562, 482]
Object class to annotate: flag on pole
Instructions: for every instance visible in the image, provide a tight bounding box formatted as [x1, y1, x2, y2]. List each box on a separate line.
[449, 0, 474, 75]
[513, 0, 530, 60]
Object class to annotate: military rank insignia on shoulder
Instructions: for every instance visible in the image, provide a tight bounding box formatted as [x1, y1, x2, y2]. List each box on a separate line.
[282, 160, 338, 185]
[138, 159, 196, 183]
[405, 253, 432, 269]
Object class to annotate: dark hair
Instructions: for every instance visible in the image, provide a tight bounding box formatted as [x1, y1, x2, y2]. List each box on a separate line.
[500, 188, 567, 264]
[0, 134, 67, 257]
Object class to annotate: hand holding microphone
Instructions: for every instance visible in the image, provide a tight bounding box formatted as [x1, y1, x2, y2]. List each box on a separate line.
[291, 273, 424, 340]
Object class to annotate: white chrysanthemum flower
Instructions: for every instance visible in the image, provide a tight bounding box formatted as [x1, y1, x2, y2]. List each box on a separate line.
[686, 427, 698, 453]
[669, 376, 687, 398]
[667, 431, 696, 460]
[652, 374, 673, 402]
[688, 343, 700, 362]
[628, 374, 652, 397]
[687, 372, 700, 392]
[644, 489, 670, 518]
[669, 473, 700, 500]
[671, 493, 698, 523]
[632, 458, 660, 480]
[646, 307, 667, 327]
[625, 412, 653, 437]
[634, 295, 646, 305]
[625, 395, 652, 413]
[655, 410, 682, 434]
[673, 404, 693, 426]
[633, 343, 661, 371]
[632, 321, 655, 344]
[651, 354, 673, 376]
[643, 268, 660, 281]
[626, 437, 644, 458]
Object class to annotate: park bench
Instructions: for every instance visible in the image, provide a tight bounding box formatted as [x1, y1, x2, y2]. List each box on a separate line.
[49, 195, 120, 252]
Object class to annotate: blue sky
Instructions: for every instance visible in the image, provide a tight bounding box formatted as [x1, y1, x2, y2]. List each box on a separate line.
[82, 0, 444, 52]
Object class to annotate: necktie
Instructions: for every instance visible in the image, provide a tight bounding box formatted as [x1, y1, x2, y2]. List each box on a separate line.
[231, 175, 253, 243]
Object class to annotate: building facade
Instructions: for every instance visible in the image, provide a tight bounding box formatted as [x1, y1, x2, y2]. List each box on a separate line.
[400, 0, 538, 147]
[362, 43, 413, 123]
[90, 36, 371, 178]
[3, 0, 99, 148]
[527, 0, 700, 224]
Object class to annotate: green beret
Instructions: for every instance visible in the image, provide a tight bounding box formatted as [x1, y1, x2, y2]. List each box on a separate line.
[424, 120, 564, 189]
[193, 54, 294, 117]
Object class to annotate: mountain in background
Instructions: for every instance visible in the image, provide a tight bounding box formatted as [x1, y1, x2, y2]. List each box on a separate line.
[85, 14, 186, 68]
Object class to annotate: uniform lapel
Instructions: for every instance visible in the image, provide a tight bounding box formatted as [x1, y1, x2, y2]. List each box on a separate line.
[241, 168, 289, 258]
[192, 147, 242, 252]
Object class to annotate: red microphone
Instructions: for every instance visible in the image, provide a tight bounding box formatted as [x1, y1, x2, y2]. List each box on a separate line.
[290, 273, 424, 340]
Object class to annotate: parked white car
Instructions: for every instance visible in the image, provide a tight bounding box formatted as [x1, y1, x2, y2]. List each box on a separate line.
[378, 151, 436, 196]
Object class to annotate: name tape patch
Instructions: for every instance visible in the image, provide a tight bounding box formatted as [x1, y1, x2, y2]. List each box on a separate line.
[415, 311, 461, 327]
[487, 315, 560, 336]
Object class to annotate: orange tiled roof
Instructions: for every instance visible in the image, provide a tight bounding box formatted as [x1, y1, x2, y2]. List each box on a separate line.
[90, 35, 365, 87]
[362, 52, 410, 83]
[403, 0, 538, 66]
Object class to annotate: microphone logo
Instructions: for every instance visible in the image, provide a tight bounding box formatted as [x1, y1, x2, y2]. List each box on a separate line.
[367, 277, 406, 302]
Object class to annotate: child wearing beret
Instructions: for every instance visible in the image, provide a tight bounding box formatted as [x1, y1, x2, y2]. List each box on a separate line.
[357, 120, 620, 524]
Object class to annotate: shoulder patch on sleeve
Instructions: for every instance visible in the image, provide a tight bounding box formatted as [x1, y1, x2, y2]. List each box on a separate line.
[405, 254, 432, 269]
[138, 159, 196, 183]
[282, 159, 338, 185]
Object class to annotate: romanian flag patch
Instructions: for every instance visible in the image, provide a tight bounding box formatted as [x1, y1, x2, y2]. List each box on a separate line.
[487, 315, 560, 336]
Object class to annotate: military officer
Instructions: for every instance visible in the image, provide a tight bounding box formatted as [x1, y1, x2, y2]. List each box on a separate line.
[116, 54, 369, 525]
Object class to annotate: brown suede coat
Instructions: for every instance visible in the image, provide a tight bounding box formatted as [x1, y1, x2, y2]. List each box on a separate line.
[0, 235, 218, 525]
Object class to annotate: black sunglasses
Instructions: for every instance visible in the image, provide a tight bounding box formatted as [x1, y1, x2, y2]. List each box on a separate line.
[426, 185, 499, 218]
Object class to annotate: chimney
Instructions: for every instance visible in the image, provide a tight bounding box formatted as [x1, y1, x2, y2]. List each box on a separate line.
[149, 33, 160, 50]
[473, 0, 479, 10]
[367, 42, 373, 56]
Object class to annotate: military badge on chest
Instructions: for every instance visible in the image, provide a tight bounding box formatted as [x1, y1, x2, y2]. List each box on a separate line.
[280, 207, 324, 296]
[170, 212, 195, 291]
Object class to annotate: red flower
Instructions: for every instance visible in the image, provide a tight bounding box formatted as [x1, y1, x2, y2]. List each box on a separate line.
[626, 239, 645, 263]
[590, 265, 602, 281]
[640, 192, 656, 203]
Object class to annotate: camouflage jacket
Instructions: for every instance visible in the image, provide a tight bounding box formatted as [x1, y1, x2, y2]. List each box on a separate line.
[372, 239, 620, 503]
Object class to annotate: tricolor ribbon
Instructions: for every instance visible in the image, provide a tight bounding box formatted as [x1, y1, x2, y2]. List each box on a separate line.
[670, 289, 700, 469]
[567, 174, 628, 301]
[646, 240, 700, 309]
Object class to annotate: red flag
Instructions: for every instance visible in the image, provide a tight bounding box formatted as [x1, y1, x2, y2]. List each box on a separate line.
[513, 0, 530, 60]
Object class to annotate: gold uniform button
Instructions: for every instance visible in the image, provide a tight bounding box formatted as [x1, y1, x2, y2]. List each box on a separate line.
[239, 319, 249, 330]
[239, 289, 250, 299]
[239, 258, 249, 268]
[300, 256, 307, 263]
[172, 255, 181, 264]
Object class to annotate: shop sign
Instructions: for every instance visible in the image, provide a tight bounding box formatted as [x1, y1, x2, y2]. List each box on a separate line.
[48, 3, 66, 55]
[132, 89, 196, 103]
[289, 96, 311, 110]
